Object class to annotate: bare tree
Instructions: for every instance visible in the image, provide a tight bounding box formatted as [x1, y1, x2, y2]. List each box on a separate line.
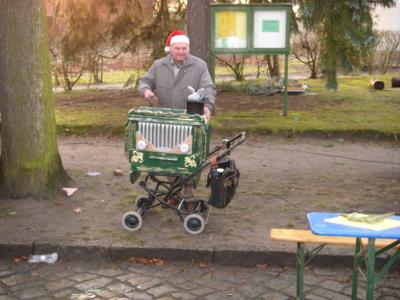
[265, 55, 281, 78]
[48, 0, 151, 90]
[291, 30, 320, 78]
[375, 30, 400, 74]
[0, 0, 68, 198]
[48, 0, 90, 90]
[216, 55, 246, 81]
[255, 55, 268, 79]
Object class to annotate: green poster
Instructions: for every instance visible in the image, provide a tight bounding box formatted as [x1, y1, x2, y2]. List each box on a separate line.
[262, 20, 279, 32]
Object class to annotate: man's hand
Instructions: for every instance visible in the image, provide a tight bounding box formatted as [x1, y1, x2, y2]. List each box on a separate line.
[203, 106, 211, 123]
[144, 89, 155, 102]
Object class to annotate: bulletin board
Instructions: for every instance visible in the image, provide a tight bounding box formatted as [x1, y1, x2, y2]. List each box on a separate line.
[210, 4, 292, 116]
[211, 4, 291, 54]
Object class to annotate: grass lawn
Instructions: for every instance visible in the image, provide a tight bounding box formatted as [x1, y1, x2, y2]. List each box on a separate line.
[54, 72, 400, 140]
[210, 73, 400, 138]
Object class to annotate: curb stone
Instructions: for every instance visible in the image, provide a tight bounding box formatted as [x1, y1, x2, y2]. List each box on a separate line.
[2, 242, 398, 269]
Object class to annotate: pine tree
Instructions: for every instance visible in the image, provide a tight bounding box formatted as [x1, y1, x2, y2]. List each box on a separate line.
[297, 0, 395, 91]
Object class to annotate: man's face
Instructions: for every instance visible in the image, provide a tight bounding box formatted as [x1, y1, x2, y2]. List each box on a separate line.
[170, 43, 190, 63]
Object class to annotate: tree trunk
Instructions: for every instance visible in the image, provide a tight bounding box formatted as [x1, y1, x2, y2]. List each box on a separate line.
[0, 0, 68, 198]
[323, 18, 338, 91]
[266, 55, 281, 78]
[310, 68, 317, 79]
[187, 0, 211, 68]
[53, 68, 61, 86]
[310, 60, 317, 79]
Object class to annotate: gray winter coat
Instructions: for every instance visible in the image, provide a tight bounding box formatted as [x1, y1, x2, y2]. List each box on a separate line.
[138, 54, 216, 110]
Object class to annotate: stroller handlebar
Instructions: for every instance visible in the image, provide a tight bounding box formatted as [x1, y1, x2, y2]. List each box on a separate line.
[207, 131, 246, 158]
[169, 131, 246, 188]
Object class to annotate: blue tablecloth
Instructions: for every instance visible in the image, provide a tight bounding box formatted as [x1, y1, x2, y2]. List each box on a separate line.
[307, 212, 400, 239]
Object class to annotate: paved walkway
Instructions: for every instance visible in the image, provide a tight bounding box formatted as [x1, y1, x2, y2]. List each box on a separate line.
[0, 258, 399, 299]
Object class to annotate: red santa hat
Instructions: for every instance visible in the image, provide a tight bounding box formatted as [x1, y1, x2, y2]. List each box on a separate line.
[165, 30, 190, 52]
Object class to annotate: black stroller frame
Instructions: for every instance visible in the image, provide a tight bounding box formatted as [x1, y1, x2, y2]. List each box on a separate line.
[122, 131, 246, 235]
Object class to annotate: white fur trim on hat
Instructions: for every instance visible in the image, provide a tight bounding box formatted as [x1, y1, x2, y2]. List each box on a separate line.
[170, 35, 190, 46]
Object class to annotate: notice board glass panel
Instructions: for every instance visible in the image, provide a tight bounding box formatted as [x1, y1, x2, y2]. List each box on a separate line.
[215, 11, 247, 49]
[253, 10, 287, 49]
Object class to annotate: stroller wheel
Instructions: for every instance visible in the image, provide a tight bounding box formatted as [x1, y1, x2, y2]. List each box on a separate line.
[122, 211, 143, 232]
[136, 195, 150, 210]
[183, 214, 205, 235]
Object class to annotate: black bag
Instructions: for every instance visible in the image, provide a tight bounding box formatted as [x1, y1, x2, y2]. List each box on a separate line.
[207, 158, 240, 208]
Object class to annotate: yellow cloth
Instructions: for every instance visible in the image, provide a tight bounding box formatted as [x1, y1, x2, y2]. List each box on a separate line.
[325, 216, 400, 231]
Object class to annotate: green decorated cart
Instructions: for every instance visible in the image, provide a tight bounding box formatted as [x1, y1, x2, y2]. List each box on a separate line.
[124, 107, 210, 184]
[122, 106, 245, 235]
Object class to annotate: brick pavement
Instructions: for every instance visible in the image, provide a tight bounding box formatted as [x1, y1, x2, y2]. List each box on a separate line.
[0, 258, 399, 299]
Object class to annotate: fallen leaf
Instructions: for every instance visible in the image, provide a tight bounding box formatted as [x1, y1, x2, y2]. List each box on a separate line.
[113, 169, 124, 176]
[127, 256, 164, 265]
[153, 258, 164, 266]
[256, 263, 268, 269]
[13, 256, 28, 263]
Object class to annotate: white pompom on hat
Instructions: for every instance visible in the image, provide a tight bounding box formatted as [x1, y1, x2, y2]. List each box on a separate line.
[165, 30, 190, 52]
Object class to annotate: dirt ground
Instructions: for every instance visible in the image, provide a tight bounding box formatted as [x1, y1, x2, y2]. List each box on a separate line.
[55, 88, 343, 113]
[0, 135, 399, 255]
[0, 89, 399, 258]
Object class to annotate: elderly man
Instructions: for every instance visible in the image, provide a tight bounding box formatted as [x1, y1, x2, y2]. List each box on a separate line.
[138, 30, 216, 122]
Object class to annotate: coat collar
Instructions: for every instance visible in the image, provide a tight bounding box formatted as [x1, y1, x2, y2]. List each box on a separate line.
[162, 54, 194, 68]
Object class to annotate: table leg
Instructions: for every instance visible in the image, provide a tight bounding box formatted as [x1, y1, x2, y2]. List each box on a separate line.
[366, 238, 376, 300]
[296, 242, 305, 300]
[351, 238, 361, 300]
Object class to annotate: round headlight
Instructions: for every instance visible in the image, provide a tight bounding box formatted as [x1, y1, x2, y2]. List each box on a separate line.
[179, 143, 189, 153]
[136, 140, 146, 150]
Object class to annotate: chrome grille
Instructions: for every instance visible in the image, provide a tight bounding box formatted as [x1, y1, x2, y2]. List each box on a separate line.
[138, 121, 192, 151]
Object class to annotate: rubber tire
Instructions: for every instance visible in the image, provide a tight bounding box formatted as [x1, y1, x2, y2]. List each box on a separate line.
[183, 214, 205, 235]
[122, 211, 143, 232]
[136, 195, 149, 210]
